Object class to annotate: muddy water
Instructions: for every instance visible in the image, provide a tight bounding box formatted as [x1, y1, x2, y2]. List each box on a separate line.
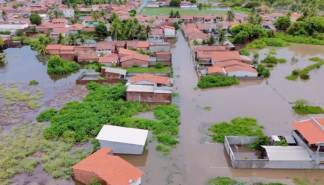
[169, 32, 324, 185]
[0, 46, 85, 84]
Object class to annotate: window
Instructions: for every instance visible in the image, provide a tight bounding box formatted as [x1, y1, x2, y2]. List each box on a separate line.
[320, 161, 324, 164]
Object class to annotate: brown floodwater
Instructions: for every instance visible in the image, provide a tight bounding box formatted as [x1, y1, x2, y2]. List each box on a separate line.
[2, 35, 324, 185]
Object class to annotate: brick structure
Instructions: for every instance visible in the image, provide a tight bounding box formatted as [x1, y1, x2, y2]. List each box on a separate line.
[72, 148, 144, 185]
[101, 67, 126, 80]
[127, 91, 172, 103]
[120, 54, 150, 68]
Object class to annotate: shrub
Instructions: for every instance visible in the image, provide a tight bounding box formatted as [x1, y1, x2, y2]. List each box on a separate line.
[276, 33, 324, 45]
[203, 106, 211, 111]
[266, 64, 274, 68]
[293, 106, 324, 115]
[285, 75, 298, 81]
[300, 73, 310, 79]
[246, 39, 267, 49]
[208, 117, 264, 143]
[87, 82, 101, 90]
[197, 75, 239, 89]
[276, 140, 289, 146]
[0, 30, 11, 35]
[262, 55, 286, 64]
[244, 1, 260, 8]
[15, 29, 24, 36]
[257, 64, 270, 77]
[247, 38, 289, 49]
[47, 55, 80, 75]
[37, 108, 58, 122]
[292, 69, 300, 75]
[156, 144, 171, 153]
[240, 49, 250, 56]
[156, 62, 164, 69]
[29, 80, 39, 85]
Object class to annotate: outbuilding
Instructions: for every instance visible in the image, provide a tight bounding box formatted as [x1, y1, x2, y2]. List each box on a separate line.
[96, 125, 148, 155]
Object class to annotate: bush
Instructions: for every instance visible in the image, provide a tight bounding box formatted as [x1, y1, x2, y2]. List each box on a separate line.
[29, 80, 39, 85]
[292, 69, 300, 75]
[15, 29, 24, 36]
[47, 55, 80, 75]
[173, 22, 179, 30]
[240, 49, 250, 56]
[300, 73, 310, 79]
[156, 62, 163, 69]
[0, 30, 11, 35]
[29, 12, 42, 25]
[197, 75, 239, 89]
[208, 117, 264, 143]
[266, 64, 274, 68]
[12, 36, 27, 41]
[276, 33, 324, 45]
[87, 82, 101, 90]
[138, 35, 147, 40]
[262, 55, 286, 64]
[244, 1, 260, 8]
[257, 64, 270, 77]
[247, 38, 289, 49]
[293, 106, 324, 115]
[156, 144, 171, 153]
[285, 75, 298, 81]
[37, 108, 58, 122]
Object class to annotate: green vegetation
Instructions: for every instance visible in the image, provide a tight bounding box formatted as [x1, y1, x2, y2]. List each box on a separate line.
[120, 66, 170, 73]
[29, 12, 42, 25]
[206, 177, 286, 185]
[256, 64, 270, 77]
[11, 36, 27, 41]
[276, 140, 289, 146]
[0, 85, 43, 110]
[262, 55, 287, 64]
[276, 33, 324, 45]
[84, 63, 106, 72]
[47, 55, 80, 75]
[156, 62, 164, 69]
[172, 93, 179, 98]
[0, 30, 11, 35]
[203, 106, 212, 111]
[156, 144, 171, 154]
[0, 122, 90, 183]
[29, 80, 39, 85]
[142, 8, 229, 16]
[208, 117, 264, 143]
[286, 57, 324, 80]
[247, 135, 270, 150]
[88, 179, 103, 185]
[287, 17, 324, 41]
[247, 38, 290, 49]
[38, 82, 181, 149]
[269, 49, 277, 55]
[231, 24, 268, 44]
[292, 98, 324, 115]
[198, 75, 239, 89]
[275, 16, 291, 30]
[37, 108, 58, 122]
[240, 49, 250, 56]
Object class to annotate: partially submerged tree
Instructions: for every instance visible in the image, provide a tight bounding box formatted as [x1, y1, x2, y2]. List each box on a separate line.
[294, 99, 309, 108]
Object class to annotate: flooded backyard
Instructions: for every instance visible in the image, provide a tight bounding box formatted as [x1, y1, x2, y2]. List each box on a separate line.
[1, 34, 324, 185]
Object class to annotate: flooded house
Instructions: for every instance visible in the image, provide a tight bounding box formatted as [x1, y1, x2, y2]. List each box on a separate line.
[72, 147, 144, 185]
[224, 117, 324, 169]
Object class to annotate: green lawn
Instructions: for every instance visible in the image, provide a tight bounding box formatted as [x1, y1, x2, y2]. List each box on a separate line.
[141, 7, 229, 16]
[119, 67, 171, 73]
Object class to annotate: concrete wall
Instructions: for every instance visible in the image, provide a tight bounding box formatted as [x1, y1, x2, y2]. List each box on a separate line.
[165, 28, 175, 36]
[150, 44, 171, 52]
[99, 140, 144, 154]
[227, 71, 258, 77]
[73, 169, 105, 185]
[127, 91, 172, 103]
[127, 72, 170, 77]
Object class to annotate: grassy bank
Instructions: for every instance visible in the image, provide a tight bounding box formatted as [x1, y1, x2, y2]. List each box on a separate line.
[247, 38, 290, 49]
[206, 177, 286, 185]
[141, 7, 229, 16]
[286, 57, 324, 81]
[292, 106, 324, 115]
[208, 117, 264, 143]
[197, 75, 239, 89]
[276, 33, 324, 45]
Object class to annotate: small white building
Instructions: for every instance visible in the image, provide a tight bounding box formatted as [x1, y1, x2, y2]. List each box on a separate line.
[60, 8, 74, 18]
[96, 125, 148, 155]
[164, 26, 176, 36]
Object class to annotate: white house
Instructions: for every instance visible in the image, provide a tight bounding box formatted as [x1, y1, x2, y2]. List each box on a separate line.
[0, 23, 28, 31]
[164, 26, 176, 36]
[60, 8, 74, 18]
[96, 125, 148, 155]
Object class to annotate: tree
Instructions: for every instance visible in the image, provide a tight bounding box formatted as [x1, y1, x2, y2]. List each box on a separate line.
[129, 9, 136, 16]
[109, 12, 120, 23]
[30, 12, 42, 25]
[91, 11, 101, 21]
[156, 62, 163, 68]
[100, 9, 108, 17]
[294, 99, 309, 108]
[110, 20, 122, 40]
[173, 22, 179, 30]
[170, 0, 180, 7]
[208, 36, 216, 45]
[145, 25, 152, 38]
[2, 10, 8, 21]
[218, 29, 226, 44]
[0, 37, 4, 48]
[198, 3, 202, 10]
[253, 52, 259, 61]
[174, 10, 180, 18]
[35, 35, 51, 56]
[126, 20, 136, 40]
[16, 29, 24, 36]
[95, 23, 108, 36]
[169, 10, 174, 18]
[275, 16, 291, 30]
[57, 33, 65, 44]
[70, 19, 77, 24]
[226, 10, 235, 28]
[193, 39, 198, 45]
[66, 34, 78, 45]
[136, 24, 145, 36]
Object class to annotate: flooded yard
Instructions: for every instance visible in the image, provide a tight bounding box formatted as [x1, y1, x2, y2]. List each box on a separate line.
[1, 34, 324, 185]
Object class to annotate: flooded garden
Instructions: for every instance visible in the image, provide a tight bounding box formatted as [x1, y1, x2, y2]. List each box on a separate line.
[1, 32, 324, 185]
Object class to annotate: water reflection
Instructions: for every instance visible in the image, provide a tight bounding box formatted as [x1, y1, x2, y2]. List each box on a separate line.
[0, 46, 85, 83]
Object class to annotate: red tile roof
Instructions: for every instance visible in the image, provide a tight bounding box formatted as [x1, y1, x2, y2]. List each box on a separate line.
[120, 53, 150, 62]
[213, 60, 252, 68]
[52, 28, 68, 34]
[60, 46, 75, 50]
[293, 118, 324, 144]
[208, 66, 225, 74]
[97, 42, 115, 50]
[196, 23, 212, 30]
[72, 148, 144, 185]
[151, 29, 164, 35]
[131, 73, 169, 85]
[99, 53, 119, 63]
[181, 15, 193, 19]
[78, 53, 98, 60]
[197, 51, 252, 63]
[193, 46, 228, 52]
[119, 48, 138, 56]
[156, 52, 171, 59]
[224, 66, 257, 73]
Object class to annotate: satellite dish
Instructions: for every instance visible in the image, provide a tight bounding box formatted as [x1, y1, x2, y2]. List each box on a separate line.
[129, 179, 133, 183]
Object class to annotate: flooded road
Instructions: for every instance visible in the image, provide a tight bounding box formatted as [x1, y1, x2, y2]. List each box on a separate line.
[1, 37, 324, 184]
[168, 32, 324, 185]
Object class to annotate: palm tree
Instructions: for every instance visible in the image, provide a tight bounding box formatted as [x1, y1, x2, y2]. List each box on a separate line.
[255, 14, 263, 25]
[67, 34, 78, 45]
[2, 10, 8, 21]
[110, 20, 122, 40]
[218, 30, 226, 44]
[91, 11, 101, 21]
[100, 9, 107, 17]
[126, 21, 137, 40]
[169, 10, 174, 18]
[174, 11, 180, 18]
[145, 25, 151, 39]
[226, 10, 235, 28]
[79, 35, 87, 45]
[36, 36, 51, 56]
[57, 34, 64, 44]
[136, 24, 145, 36]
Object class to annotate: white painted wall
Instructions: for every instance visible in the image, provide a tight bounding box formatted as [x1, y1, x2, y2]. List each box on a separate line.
[62, 9, 74, 18]
[227, 71, 257, 77]
[99, 140, 144, 154]
[96, 50, 112, 54]
[0, 24, 28, 30]
[131, 177, 141, 185]
[164, 28, 175, 36]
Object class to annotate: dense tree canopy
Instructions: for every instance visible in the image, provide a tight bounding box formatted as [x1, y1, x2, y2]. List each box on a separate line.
[287, 17, 324, 39]
[95, 23, 108, 36]
[275, 16, 291, 30]
[29, 12, 42, 25]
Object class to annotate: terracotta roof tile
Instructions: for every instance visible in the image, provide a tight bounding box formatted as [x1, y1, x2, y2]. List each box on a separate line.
[78, 53, 98, 60]
[120, 53, 150, 62]
[193, 46, 228, 52]
[151, 29, 163, 35]
[97, 42, 115, 50]
[213, 60, 252, 68]
[131, 73, 169, 85]
[119, 48, 138, 56]
[99, 53, 119, 63]
[156, 52, 171, 59]
[293, 118, 324, 144]
[72, 148, 144, 185]
[208, 66, 225, 74]
[224, 66, 257, 73]
[60, 46, 75, 50]
[46, 44, 63, 50]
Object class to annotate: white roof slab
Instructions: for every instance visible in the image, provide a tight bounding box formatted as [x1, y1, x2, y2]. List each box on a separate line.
[96, 125, 148, 146]
[127, 84, 153, 92]
[262, 146, 312, 161]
